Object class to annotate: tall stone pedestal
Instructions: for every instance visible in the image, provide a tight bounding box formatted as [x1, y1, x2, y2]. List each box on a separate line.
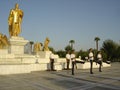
[9, 36, 29, 54]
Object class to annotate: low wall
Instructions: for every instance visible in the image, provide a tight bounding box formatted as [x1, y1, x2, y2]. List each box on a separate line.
[0, 56, 111, 75]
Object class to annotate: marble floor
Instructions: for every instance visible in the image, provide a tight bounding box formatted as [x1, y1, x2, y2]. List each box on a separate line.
[0, 62, 119, 90]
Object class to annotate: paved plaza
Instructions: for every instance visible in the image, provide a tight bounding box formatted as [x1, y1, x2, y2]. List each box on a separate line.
[0, 62, 119, 90]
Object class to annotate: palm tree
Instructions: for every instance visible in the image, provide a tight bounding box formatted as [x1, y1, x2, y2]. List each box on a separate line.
[94, 37, 100, 51]
[65, 45, 72, 52]
[69, 40, 75, 50]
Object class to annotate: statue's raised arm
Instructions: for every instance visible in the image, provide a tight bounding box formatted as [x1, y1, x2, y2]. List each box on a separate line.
[8, 3, 24, 37]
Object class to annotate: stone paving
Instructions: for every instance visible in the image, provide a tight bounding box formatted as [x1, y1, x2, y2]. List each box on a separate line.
[0, 62, 119, 90]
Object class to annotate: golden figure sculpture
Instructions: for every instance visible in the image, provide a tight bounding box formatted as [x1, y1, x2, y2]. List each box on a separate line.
[33, 42, 41, 53]
[0, 33, 9, 49]
[8, 3, 23, 37]
[43, 37, 50, 51]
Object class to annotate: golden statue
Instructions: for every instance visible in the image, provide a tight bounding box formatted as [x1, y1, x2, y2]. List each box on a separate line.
[33, 42, 41, 53]
[43, 37, 50, 51]
[0, 33, 9, 49]
[8, 3, 23, 37]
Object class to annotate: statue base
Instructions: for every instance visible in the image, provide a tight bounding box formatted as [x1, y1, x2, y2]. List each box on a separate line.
[9, 36, 29, 54]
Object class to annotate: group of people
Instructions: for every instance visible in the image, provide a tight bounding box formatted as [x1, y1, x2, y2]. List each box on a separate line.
[89, 48, 102, 74]
[65, 48, 103, 75]
[66, 50, 76, 75]
[49, 50, 76, 73]
[49, 50, 76, 75]
[49, 49, 103, 75]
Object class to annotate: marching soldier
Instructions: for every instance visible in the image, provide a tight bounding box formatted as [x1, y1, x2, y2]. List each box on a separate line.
[89, 48, 94, 74]
[97, 51, 102, 72]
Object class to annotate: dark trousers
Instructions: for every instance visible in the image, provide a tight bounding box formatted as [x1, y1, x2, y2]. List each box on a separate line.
[98, 61, 102, 72]
[50, 59, 54, 70]
[72, 61, 75, 75]
[66, 59, 70, 69]
[90, 60, 93, 74]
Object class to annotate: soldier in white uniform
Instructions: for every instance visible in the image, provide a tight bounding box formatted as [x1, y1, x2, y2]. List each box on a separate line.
[89, 48, 94, 74]
[97, 51, 102, 72]
[49, 52, 56, 71]
[66, 51, 71, 70]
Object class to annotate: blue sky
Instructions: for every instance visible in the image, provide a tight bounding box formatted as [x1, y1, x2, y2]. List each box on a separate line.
[0, 0, 120, 51]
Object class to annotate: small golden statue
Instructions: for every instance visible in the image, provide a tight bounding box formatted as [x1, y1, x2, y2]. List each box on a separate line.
[0, 33, 9, 49]
[43, 37, 50, 51]
[8, 3, 23, 37]
[33, 42, 41, 53]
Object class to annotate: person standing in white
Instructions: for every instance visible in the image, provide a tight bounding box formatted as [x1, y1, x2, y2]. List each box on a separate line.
[89, 48, 94, 74]
[49, 52, 56, 71]
[66, 51, 71, 70]
[97, 51, 102, 72]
